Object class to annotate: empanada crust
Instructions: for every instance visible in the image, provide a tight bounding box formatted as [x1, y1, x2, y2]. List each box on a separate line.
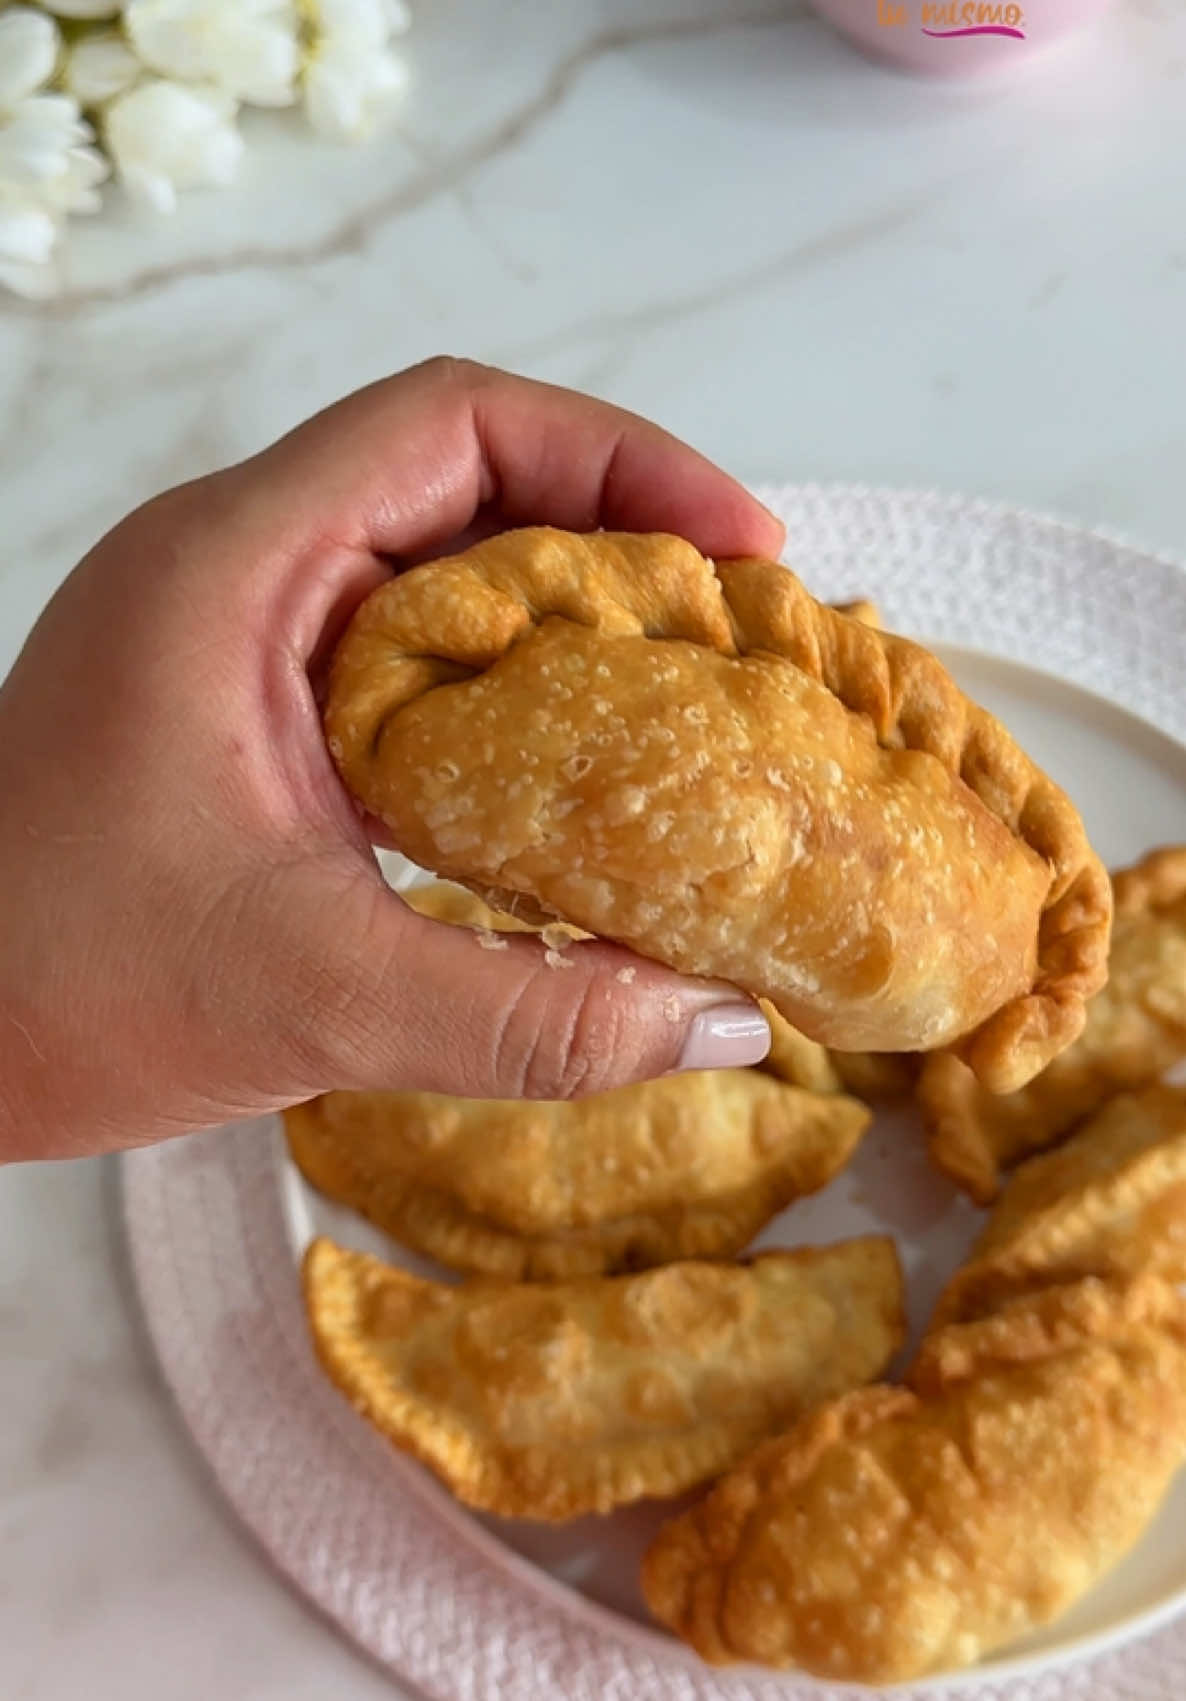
[830, 1050, 920, 1101]
[922, 846, 1186, 1201]
[326, 529, 1110, 1092]
[933, 1085, 1186, 1326]
[303, 1235, 905, 1521]
[829, 597, 883, 629]
[758, 1001, 842, 1092]
[285, 1072, 868, 1279]
[642, 1277, 1186, 1682]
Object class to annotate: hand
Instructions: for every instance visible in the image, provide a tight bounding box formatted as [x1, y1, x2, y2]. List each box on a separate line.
[0, 358, 781, 1162]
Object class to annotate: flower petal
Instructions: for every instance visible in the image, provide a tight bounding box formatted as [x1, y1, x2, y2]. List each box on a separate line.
[124, 0, 299, 105]
[105, 78, 245, 212]
[63, 32, 143, 105]
[303, 42, 408, 140]
[0, 8, 61, 109]
[120, 160, 178, 214]
[0, 201, 57, 264]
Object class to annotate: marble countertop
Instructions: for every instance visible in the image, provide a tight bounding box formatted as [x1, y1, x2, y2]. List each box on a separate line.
[3, 1, 1186, 1695]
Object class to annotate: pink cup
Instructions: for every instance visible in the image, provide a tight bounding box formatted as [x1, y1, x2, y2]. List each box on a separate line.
[808, 0, 1111, 76]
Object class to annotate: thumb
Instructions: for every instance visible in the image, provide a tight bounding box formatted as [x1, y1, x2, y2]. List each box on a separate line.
[278, 872, 771, 1101]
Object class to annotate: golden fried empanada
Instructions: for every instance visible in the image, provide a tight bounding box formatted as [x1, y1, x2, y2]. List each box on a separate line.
[285, 1074, 868, 1279]
[758, 1002, 842, 1093]
[921, 846, 1186, 1201]
[326, 528, 1110, 1091]
[933, 1085, 1186, 1326]
[642, 1275, 1186, 1682]
[303, 1234, 905, 1521]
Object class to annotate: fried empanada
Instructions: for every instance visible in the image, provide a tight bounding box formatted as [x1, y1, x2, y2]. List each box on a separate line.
[303, 1234, 905, 1521]
[830, 1050, 920, 1101]
[921, 846, 1186, 1201]
[933, 1085, 1186, 1327]
[326, 528, 1110, 1091]
[758, 1002, 842, 1093]
[829, 597, 883, 628]
[642, 1275, 1186, 1683]
[285, 1073, 869, 1279]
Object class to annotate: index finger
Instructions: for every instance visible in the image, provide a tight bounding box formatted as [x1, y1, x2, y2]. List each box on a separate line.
[240, 356, 786, 563]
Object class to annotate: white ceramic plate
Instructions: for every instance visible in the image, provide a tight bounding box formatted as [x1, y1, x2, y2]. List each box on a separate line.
[123, 489, 1186, 1701]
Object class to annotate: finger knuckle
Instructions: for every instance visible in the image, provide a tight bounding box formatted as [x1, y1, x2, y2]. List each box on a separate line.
[498, 962, 626, 1101]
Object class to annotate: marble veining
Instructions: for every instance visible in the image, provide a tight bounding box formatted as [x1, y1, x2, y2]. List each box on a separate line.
[3, 0, 1186, 1693]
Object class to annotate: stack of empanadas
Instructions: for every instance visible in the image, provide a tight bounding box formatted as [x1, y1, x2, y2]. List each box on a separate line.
[643, 1087, 1186, 1682]
[288, 881, 871, 1280]
[639, 864, 1186, 1683]
[286, 526, 1186, 1681]
[640, 867, 1186, 1682]
[291, 880, 893, 1516]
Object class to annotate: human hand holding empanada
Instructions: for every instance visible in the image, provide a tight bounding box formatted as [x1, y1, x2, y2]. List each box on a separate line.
[0, 362, 787, 1161]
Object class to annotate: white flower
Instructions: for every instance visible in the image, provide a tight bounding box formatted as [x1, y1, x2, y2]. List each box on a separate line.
[0, 95, 109, 214]
[63, 31, 142, 106]
[0, 100, 108, 295]
[105, 79, 243, 213]
[302, 0, 410, 141]
[124, 0, 300, 107]
[0, 11, 108, 299]
[0, 7, 60, 110]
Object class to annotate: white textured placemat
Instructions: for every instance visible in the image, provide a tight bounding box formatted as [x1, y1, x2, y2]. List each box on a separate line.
[123, 487, 1186, 1701]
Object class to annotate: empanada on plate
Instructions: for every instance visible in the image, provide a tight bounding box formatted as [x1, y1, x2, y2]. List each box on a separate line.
[284, 1073, 868, 1279]
[759, 1002, 843, 1093]
[642, 1276, 1186, 1683]
[933, 1084, 1186, 1327]
[326, 528, 1110, 1091]
[302, 1234, 905, 1521]
[921, 846, 1186, 1201]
